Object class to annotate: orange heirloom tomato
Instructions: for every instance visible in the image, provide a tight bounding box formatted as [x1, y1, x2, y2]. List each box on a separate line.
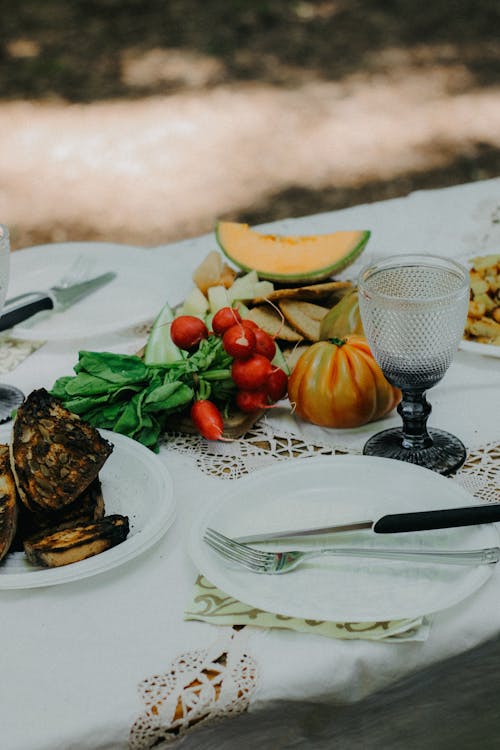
[288, 336, 401, 429]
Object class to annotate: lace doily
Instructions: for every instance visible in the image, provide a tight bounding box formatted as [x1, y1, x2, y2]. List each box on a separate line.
[453, 442, 500, 503]
[163, 419, 500, 503]
[0, 336, 44, 375]
[129, 628, 257, 748]
[162, 417, 351, 480]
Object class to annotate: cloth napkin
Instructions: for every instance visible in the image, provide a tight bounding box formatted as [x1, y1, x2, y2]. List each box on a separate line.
[184, 575, 430, 642]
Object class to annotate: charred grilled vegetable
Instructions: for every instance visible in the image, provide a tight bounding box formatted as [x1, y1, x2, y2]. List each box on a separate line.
[14, 477, 105, 548]
[10, 389, 113, 512]
[23, 514, 129, 568]
[0, 444, 18, 561]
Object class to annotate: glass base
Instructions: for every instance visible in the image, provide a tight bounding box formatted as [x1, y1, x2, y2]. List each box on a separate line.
[362, 426, 466, 476]
[0, 384, 24, 423]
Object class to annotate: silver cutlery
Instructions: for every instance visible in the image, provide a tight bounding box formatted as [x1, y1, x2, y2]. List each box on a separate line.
[234, 503, 500, 544]
[57, 255, 94, 286]
[0, 271, 116, 331]
[204, 528, 500, 575]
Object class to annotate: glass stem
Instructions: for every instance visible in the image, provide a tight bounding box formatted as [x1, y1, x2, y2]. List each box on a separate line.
[397, 390, 433, 450]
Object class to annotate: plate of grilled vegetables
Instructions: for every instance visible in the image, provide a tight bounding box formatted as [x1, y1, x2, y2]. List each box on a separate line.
[0, 388, 175, 588]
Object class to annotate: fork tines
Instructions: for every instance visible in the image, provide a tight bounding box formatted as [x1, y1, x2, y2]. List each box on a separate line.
[203, 527, 269, 572]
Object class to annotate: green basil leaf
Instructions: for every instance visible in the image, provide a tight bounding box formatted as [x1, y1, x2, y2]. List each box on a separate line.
[50, 376, 74, 399]
[143, 382, 194, 413]
[63, 372, 117, 396]
[113, 397, 141, 436]
[60, 394, 111, 414]
[76, 351, 148, 383]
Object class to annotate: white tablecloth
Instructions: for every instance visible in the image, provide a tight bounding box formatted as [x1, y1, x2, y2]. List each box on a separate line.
[1, 178, 500, 750]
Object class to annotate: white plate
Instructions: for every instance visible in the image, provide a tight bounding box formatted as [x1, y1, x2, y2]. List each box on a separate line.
[0, 428, 175, 588]
[459, 340, 500, 358]
[8, 242, 169, 340]
[189, 456, 499, 621]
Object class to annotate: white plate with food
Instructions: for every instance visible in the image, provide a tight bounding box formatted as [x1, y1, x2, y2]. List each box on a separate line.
[459, 251, 500, 357]
[189, 456, 499, 622]
[8, 242, 170, 340]
[0, 427, 175, 588]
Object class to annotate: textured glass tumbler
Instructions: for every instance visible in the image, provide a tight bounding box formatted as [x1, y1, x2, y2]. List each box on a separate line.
[0, 226, 24, 422]
[358, 254, 469, 475]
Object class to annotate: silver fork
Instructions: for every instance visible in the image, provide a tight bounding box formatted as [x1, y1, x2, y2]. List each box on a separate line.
[57, 255, 94, 287]
[203, 528, 500, 575]
[4, 254, 94, 310]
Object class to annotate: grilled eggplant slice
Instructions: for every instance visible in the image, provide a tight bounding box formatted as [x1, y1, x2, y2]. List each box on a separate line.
[14, 477, 105, 548]
[0, 444, 18, 561]
[10, 388, 113, 512]
[23, 514, 129, 568]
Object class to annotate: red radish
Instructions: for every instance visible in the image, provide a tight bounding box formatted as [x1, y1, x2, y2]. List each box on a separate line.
[212, 307, 242, 335]
[236, 388, 270, 413]
[240, 319, 258, 330]
[231, 354, 273, 390]
[190, 399, 224, 440]
[171, 316, 208, 350]
[222, 323, 256, 359]
[265, 367, 288, 401]
[253, 328, 276, 360]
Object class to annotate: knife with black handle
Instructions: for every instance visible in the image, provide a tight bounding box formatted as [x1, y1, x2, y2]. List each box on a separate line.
[0, 292, 54, 331]
[373, 504, 500, 533]
[0, 272, 116, 331]
[235, 504, 500, 543]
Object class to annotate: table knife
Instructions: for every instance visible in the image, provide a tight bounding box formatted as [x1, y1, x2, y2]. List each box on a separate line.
[0, 272, 116, 331]
[234, 503, 500, 543]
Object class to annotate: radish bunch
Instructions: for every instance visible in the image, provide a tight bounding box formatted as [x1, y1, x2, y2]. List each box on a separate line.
[170, 308, 288, 440]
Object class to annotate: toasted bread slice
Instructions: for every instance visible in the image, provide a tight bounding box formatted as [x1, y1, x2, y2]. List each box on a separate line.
[290, 301, 329, 321]
[10, 389, 113, 513]
[245, 306, 303, 342]
[23, 514, 129, 568]
[252, 280, 353, 305]
[0, 444, 18, 561]
[278, 300, 322, 341]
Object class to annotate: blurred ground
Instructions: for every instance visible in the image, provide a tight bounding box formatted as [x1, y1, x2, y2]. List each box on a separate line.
[1, 0, 500, 250]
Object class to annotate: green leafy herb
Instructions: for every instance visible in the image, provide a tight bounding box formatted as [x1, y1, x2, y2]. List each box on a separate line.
[50, 341, 235, 451]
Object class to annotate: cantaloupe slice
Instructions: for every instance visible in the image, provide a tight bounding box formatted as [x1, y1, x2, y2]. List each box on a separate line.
[215, 221, 370, 283]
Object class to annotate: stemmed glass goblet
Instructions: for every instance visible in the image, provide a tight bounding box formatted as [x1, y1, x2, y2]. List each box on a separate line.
[358, 254, 469, 475]
[0, 225, 24, 422]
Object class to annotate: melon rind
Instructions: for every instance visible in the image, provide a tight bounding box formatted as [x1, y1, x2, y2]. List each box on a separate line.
[215, 222, 371, 283]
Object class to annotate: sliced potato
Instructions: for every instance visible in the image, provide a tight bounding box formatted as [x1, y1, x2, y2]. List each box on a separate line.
[470, 254, 500, 271]
[468, 317, 500, 339]
[466, 254, 500, 346]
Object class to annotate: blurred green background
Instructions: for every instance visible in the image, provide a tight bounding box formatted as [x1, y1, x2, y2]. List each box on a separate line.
[2, 0, 500, 249]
